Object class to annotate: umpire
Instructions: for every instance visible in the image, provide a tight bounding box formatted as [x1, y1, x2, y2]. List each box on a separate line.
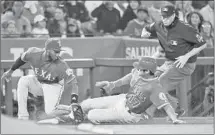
[141, 5, 207, 115]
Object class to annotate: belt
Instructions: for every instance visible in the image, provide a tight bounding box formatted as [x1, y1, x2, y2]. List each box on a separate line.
[125, 106, 142, 117]
[125, 106, 149, 119]
[38, 80, 59, 84]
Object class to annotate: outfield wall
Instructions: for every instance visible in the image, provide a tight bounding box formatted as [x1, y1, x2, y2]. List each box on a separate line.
[1, 37, 214, 102]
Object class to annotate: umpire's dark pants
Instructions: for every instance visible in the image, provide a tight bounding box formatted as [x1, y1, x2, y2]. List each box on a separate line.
[156, 60, 196, 109]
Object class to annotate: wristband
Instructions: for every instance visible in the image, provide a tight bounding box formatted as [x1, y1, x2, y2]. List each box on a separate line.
[109, 82, 115, 90]
[71, 94, 78, 103]
[11, 56, 26, 71]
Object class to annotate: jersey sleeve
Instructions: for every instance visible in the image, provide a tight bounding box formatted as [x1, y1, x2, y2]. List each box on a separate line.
[21, 47, 37, 62]
[182, 25, 206, 47]
[150, 83, 170, 109]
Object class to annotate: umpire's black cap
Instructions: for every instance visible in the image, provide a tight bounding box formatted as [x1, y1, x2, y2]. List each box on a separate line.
[161, 5, 176, 18]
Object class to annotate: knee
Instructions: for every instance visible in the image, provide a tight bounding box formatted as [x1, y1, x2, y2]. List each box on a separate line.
[45, 107, 54, 114]
[87, 110, 99, 124]
[87, 110, 94, 120]
[159, 74, 169, 86]
[17, 76, 31, 88]
[80, 99, 93, 113]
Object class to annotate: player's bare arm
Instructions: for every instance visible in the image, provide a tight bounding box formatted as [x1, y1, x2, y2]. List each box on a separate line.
[64, 68, 79, 103]
[1, 47, 34, 82]
[57, 61, 80, 103]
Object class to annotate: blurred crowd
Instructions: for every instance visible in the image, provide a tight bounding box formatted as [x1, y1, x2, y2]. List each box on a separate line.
[1, 0, 214, 47]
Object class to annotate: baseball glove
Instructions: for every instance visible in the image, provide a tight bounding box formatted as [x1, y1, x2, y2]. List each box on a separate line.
[37, 105, 71, 121]
[69, 103, 84, 124]
[37, 103, 84, 124]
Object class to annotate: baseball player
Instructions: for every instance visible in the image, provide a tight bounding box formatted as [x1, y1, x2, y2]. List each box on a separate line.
[1, 38, 84, 123]
[38, 57, 185, 124]
[141, 5, 207, 114]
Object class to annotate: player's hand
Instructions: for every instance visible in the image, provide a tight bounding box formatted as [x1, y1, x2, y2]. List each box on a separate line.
[1, 69, 13, 82]
[95, 81, 110, 88]
[95, 81, 114, 93]
[174, 55, 189, 68]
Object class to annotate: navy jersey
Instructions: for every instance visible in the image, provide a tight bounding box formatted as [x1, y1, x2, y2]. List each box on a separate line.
[145, 18, 206, 63]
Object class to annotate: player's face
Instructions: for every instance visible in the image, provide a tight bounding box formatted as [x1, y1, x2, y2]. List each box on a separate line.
[53, 50, 61, 57]
[137, 69, 150, 78]
[161, 13, 175, 26]
[48, 50, 60, 61]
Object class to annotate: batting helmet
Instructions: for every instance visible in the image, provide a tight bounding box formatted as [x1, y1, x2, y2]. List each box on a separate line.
[133, 57, 157, 73]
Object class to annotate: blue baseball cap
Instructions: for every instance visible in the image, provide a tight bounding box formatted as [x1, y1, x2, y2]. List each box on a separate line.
[45, 38, 64, 52]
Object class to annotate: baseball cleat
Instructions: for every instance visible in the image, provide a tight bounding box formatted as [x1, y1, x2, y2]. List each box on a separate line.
[37, 118, 59, 124]
[18, 116, 29, 120]
[173, 119, 186, 124]
[176, 108, 185, 118]
[166, 108, 186, 122]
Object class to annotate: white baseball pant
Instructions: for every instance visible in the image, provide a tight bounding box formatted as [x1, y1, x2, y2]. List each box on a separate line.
[81, 94, 145, 124]
[17, 75, 64, 119]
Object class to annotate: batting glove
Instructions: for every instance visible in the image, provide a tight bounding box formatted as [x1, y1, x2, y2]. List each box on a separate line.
[95, 81, 115, 94]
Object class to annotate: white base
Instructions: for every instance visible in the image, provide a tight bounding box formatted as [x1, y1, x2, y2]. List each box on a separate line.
[77, 123, 114, 134]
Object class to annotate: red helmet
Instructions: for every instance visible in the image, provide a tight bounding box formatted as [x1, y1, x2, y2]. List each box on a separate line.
[133, 57, 157, 73]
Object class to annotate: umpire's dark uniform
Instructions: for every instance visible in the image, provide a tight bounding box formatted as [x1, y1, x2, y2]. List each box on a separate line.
[142, 5, 207, 112]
